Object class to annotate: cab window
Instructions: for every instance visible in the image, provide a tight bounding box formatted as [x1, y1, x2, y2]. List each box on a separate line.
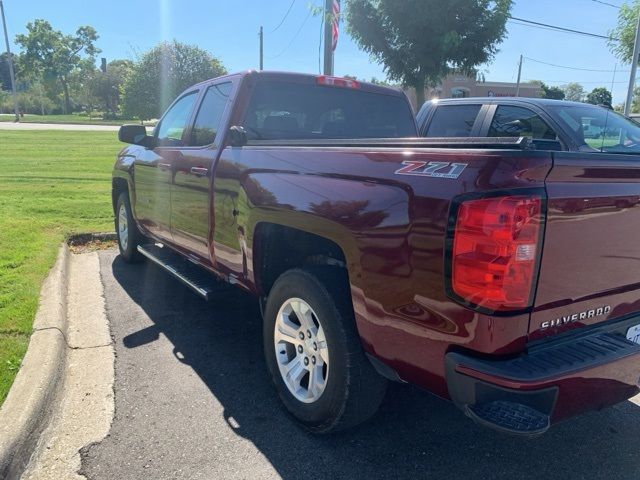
[242, 81, 416, 140]
[156, 92, 198, 146]
[488, 105, 558, 140]
[425, 104, 481, 137]
[190, 82, 232, 146]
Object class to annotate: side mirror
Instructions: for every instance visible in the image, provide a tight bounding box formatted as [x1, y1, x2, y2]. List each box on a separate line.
[119, 124, 154, 147]
[228, 125, 248, 147]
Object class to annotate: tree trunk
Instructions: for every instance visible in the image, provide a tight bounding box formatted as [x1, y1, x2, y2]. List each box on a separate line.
[414, 78, 426, 111]
[61, 77, 71, 114]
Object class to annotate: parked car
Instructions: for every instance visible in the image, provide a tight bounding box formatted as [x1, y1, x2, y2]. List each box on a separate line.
[113, 72, 640, 436]
[416, 97, 640, 153]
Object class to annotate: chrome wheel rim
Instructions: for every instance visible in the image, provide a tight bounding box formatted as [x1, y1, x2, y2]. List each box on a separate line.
[118, 203, 129, 251]
[274, 298, 329, 403]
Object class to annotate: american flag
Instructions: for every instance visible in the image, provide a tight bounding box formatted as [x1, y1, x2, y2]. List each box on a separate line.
[331, 0, 340, 52]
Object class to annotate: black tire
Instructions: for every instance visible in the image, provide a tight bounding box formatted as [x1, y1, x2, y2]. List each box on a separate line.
[263, 267, 387, 433]
[115, 191, 144, 263]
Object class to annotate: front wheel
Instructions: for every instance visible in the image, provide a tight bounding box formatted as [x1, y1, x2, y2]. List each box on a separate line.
[263, 267, 387, 433]
[115, 191, 144, 263]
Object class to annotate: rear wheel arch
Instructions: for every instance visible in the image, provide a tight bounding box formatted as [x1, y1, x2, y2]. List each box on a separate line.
[252, 222, 351, 298]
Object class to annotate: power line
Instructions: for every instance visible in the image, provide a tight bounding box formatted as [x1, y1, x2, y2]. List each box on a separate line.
[523, 56, 628, 73]
[524, 78, 627, 84]
[590, 0, 621, 9]
[269, 8, 312, 59]
[508, 19, 615, 40]
[508, 15, 616, 41]
[508, 19, 598, 38]
[269, 0, 297, 34]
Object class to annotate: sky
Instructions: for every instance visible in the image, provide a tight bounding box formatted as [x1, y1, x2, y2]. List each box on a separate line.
[1, 0, 632, 104]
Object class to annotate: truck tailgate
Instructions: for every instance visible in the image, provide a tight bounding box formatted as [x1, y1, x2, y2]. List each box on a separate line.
[531, 152, 640, 339]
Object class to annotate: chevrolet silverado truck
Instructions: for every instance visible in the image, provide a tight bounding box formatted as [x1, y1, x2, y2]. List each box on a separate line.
[113, 71, 640, 436]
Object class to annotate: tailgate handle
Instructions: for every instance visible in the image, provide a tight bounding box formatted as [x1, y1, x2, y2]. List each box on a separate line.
[190, 167, 209, 176]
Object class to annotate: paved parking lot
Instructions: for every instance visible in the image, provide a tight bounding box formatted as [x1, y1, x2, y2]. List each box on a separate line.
[80, 250, 640, 480]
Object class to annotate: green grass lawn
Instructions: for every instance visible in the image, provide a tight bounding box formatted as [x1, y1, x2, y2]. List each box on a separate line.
[0, 113, 154, 126]
[0, 130, 120, 403]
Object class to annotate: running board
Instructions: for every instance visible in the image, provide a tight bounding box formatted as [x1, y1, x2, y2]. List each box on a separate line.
[137, 244, 224, 300]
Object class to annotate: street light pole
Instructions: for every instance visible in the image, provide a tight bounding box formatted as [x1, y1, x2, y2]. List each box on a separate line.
[624, 15, 640, 116]
[0, 0, 19, 121]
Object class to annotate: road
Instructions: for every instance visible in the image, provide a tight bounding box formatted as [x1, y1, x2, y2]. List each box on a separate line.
[80, 250, 640, 480]
[0, 122, 120, 131]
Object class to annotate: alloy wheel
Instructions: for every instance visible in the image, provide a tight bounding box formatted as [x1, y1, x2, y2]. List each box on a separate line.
[274, 297, 329, 403]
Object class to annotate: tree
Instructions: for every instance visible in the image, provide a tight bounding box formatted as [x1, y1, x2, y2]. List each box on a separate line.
[608, 1, 640, 63]
[563, 82, 585, 102]
[90, 59, 133, 115]
[586, 87, 612, 107]
[540, 82, 565, 100]
[70, 59, 100, 117]
[632, 85, 640, 113]
[346, 0, 512, 107]
[122, 41, 226, 120]
[369, 77, 397, 87]
[15, 19, 100, 113]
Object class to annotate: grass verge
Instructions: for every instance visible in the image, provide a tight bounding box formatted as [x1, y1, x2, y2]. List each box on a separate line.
[0, 113, 154, 126]
[0, 130, 120, 403]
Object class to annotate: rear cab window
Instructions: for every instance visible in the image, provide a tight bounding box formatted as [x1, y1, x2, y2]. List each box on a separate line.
[190, 82, 233, 147]
[425, 104, 482, 137]
[242, 81, 417, 140]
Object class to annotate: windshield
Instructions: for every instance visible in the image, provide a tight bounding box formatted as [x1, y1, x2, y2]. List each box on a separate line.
[549, 104, 640, 154]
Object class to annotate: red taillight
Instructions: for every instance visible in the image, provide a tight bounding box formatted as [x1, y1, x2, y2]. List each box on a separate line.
[450, 195, 543, 312]
[316, 75, 360, 89]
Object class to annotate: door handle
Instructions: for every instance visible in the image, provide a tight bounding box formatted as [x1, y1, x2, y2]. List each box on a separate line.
[190, 167, 209, 177]
[158, 163, 171, 171]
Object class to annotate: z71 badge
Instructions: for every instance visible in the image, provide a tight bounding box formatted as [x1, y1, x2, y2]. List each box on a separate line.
[395, 161, 468, 179]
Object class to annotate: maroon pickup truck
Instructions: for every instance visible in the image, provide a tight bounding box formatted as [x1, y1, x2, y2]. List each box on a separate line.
[113, 71, 640, 436]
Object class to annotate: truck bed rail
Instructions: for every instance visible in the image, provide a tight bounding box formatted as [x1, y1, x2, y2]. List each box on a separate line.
[246, 136, 533, 150]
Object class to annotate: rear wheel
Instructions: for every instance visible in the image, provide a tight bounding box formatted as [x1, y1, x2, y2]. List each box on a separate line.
[115, 191, 144, 263]
[263, 267, 387, 433]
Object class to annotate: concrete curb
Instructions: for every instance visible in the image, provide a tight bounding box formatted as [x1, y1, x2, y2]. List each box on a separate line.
[0, 244, 70, 479]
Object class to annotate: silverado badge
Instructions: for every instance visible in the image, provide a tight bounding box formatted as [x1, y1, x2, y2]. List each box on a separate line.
[540, 306, 611, 329]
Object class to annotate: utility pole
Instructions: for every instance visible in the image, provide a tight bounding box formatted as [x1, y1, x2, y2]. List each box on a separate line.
[0, 0, 19, 121]
[323, 0, 333, 75]
[515, 54, 523, 97]
[625, 15, 640, 116]
[259, 26, 263, 71]
[611, 63, 617, 96]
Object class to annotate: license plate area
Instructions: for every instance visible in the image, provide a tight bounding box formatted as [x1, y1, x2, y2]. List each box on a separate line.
[626, 324, 640, 345]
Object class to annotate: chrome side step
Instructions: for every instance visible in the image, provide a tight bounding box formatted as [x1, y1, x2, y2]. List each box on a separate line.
[137, 244, 223, 300]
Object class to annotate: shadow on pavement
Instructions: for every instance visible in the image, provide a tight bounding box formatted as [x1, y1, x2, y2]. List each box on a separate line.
[109, 256, 640, 480]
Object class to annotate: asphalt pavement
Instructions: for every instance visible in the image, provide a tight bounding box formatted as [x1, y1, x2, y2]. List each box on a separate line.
[80, 249, 640, 480]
